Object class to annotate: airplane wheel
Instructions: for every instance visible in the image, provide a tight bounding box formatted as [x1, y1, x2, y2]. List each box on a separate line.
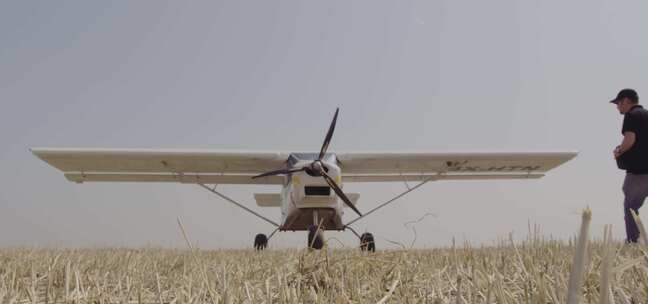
[307, 225, 324, 250]
[360, 232, 375, 252]
[254, 233, 268, 250]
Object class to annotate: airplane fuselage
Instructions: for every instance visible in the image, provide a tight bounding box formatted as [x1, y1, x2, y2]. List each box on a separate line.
[277, 154, 350, 231]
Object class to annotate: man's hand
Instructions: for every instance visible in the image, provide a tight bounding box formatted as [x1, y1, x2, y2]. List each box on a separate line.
[614, 145, 622, 159]
[616, 131, 637, 159]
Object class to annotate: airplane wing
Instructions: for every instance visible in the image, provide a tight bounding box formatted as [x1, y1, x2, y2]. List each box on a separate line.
[338, 151, 577, 182]
[31, 148, 289, 184]
[32, 148, 577, 184]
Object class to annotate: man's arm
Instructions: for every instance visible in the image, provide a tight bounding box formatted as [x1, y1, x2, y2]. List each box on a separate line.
[615, 131, 636, 158]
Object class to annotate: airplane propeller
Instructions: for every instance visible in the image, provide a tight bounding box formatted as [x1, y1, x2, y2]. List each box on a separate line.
[252, 108, 362, 216]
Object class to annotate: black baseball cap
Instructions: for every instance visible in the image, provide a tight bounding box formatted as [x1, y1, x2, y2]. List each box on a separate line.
[610, 88, 639, 104]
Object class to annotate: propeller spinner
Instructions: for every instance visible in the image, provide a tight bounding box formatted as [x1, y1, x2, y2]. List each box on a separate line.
[252, 108, 362, 216]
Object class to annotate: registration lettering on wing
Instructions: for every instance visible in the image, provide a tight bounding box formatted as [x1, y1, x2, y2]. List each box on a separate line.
[446, 161, 542, 172]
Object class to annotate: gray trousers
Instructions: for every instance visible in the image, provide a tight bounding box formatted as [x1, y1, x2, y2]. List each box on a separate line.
[623, 173, 648, 243]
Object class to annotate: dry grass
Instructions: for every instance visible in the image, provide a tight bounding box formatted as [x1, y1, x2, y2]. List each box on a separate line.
[2, 210, 647, 303]
[1, 238, 648, 303]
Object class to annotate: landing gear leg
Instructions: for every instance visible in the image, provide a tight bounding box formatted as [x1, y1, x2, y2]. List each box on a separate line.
[308, 210, 324, 249]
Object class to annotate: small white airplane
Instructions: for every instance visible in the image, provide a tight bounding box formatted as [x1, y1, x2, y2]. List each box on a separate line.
[31, 109, 577, 250]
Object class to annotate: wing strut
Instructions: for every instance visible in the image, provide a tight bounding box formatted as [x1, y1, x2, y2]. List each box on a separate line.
[344, 174, 439, 227]
[198, 184, 280, 228]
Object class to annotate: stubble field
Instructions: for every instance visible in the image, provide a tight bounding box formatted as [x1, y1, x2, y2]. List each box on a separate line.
[1, 233, 648, 303]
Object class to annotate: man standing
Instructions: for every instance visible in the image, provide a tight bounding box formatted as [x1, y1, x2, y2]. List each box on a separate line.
[611, 88, 648, 243]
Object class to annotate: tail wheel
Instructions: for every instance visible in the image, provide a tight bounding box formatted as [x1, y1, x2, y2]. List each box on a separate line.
[360, 232, 375, 252]
[307, 225, 324, 250]
[254, 233, 268, 250]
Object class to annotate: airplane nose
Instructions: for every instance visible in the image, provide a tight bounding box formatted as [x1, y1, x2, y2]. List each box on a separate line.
[312, 160, 323, 173]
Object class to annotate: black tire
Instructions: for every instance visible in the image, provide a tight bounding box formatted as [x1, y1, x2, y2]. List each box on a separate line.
[307, 225, 324, 250]
[254, 233, 268, 250]
[360, 233, 375, 252]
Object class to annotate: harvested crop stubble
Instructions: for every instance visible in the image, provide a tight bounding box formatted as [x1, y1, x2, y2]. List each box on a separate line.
[1, 238, 648, 303]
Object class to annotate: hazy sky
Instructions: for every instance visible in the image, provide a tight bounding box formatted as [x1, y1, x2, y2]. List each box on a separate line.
[2, 1, 647, 249]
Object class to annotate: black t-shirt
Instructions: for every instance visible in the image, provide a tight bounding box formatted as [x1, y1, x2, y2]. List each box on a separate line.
[621, 105, 648, 174]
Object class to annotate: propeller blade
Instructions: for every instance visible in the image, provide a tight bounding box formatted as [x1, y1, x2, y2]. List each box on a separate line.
[252, 167, 305, 179]
[322, 171, 362, 216]
[318, 108, 339, 160]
